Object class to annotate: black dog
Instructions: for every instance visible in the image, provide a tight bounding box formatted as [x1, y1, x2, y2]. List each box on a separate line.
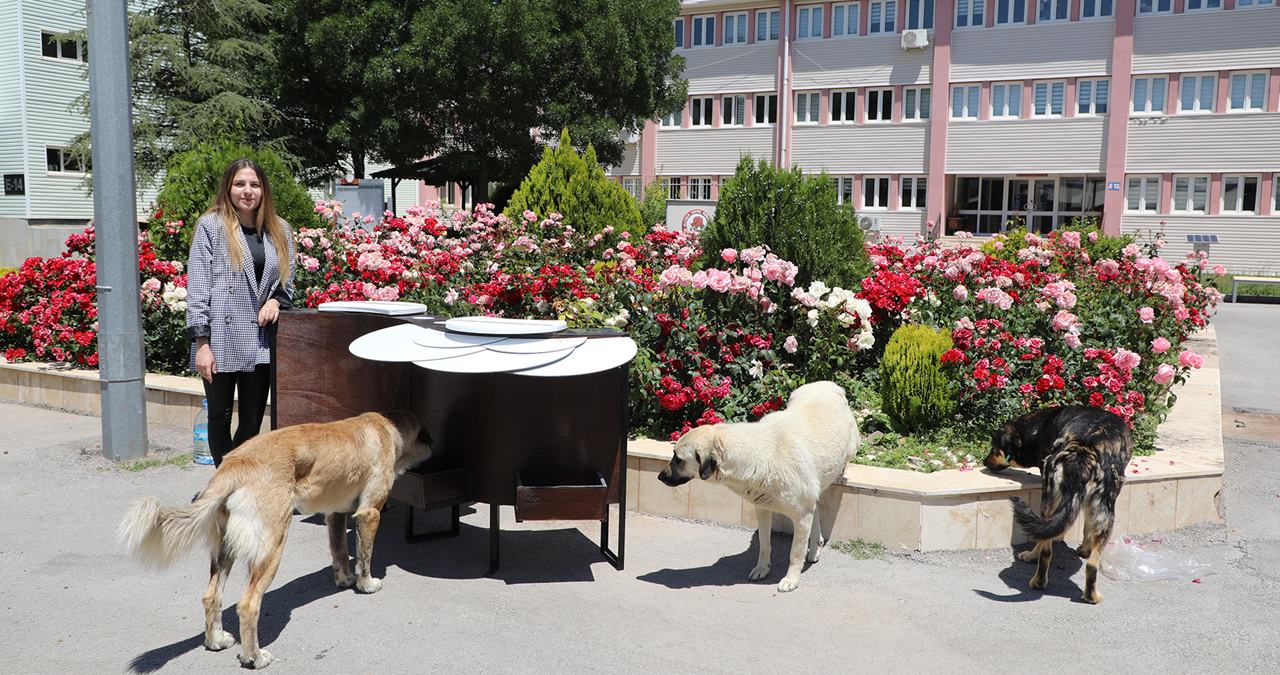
[984, 406, 1132, 604]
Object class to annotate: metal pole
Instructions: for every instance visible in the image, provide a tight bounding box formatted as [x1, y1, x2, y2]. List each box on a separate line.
[87, 0, 148, 460]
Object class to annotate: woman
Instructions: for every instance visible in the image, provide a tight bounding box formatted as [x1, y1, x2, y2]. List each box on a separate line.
[186, 159, 296, 467]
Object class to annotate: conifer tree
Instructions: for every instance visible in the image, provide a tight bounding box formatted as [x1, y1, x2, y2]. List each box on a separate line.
[504, 130, 644, 237]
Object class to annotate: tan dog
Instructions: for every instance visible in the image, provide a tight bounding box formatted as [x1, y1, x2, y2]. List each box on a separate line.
[118, 411, 431, 669]
[658, 381, 859, 592]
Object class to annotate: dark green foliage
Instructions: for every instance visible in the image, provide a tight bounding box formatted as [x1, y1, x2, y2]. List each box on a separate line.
[701, 157, 870, 288]
[880, 324, 956, 433]
[639, 178, 668, 228]
[504, 130, 645, 237]
[150, 140, 317, 261]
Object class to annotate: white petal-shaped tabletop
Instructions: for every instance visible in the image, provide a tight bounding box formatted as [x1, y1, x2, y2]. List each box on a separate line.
[410, 328, 506, 349]
[486, 336, 588, 354]
[516, 337, 639, 378]
[444, 316, 568, 336]
[349, 323, 448, 362]
[413, 346, 571, 374]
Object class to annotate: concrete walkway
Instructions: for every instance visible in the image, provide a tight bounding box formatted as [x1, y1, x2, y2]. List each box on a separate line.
[1, 304, 1278, 673]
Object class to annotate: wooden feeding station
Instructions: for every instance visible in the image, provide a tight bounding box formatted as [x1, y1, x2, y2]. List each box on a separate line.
[273, 304, 635, 573]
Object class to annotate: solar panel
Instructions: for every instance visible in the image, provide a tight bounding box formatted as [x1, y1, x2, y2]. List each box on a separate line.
[1185, 234, 1220, 244]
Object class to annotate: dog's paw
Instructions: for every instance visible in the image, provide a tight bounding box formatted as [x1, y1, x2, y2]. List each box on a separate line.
[1028, 576, 1047, 591]
[776, 576, 799, 593]
[334, 570, 355, 589]
[748, 563, 771, 581]
[204, 630, 235, 651]
[356, 576, 383, 594]
[806, 547, 822, 563]
[238, 649, 273, 669]
[1016, 550, 1038, 563]
[1083, 590, 1104, 605]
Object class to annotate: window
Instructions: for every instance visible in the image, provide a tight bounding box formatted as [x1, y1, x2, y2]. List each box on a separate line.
[956, 0, 985, 28]
[754, 94, 778, 125]
[1172, 176, 1209, 213]
[1126, 176, 1160, 212]
[869, 0, 897, 34]
[1131, 76, 1167, 114]
[41, 32, 85, 62]
[866, 89, 893, 122]
[1222, 175, 1259, 213]
[690, 97, 713, 126]
[904, 87, 931, 119]
[992, 82, 1023, 118]
[1077, 79, 1109, 115]
[834, 177, 856, 205]
[1275, 176, 1280, 213]
[1179, 74, 1216, 114]
[673, 18, 685, 48]
[756, 9, 781, 41]
[959, 176, 1103, 234]
[1229, 72, 1268, 112]
[1037, 0, 1069, 21]
[1034, 81, 1066, 116]
[833, 3, 861, 36]
[660, 110, 680, 127]
[798, 5, 824, 39]
[864, 177, 890, 209]
[1185, 0, 1222, 10]
[901, 177, 927, 209]
[45, 147, 82, 174]
[1137, 0, 1173, 13]
[1237, 0, 1276, 7]
[995, 0, 1027, 24]
[664, 177, 682, 200]
[951, 85, 980, 119]
[795, 92, 821, 124]
[1081, 0, 1114, 17]
[904, 0, 934, 29]
[723, 12, 748, 44]
[692, 15, 715, 47]
[689, 177, 713, 201]
[722, 95, 746, 126]
[831, 90, 857, 122]
[622, 177, 644, 200]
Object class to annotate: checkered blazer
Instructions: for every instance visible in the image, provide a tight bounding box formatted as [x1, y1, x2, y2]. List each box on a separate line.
[186, 213, 296, 373]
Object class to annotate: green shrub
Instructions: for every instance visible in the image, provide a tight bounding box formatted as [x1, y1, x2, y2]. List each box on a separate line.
[983, 218, 1134, 265]
[880, 324, 956, 433]
[701, 156, 869, 289]
[504, 129, 644, 238]
[150, 139, 317, 261]
[639, 178, 668, 229]
[0, 267, 16, 278]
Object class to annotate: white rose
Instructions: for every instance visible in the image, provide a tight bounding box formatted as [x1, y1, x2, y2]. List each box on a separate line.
[806, 309, 819, 328]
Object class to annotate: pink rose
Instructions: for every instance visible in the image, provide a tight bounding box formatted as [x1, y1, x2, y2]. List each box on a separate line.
[1138, 307, 1154, 323]
[141, 278, 161, 292]
[1088, 231, 1099, 242]
[1063, 332, 1082, 349]
[1114, 348, 1141, 371]
[721, 248, 738, 263]
[1154, 364, 1176, 386]
[953, 285, 969, 301]
[1151, 336, 1171, 353]
[1178, 349, 1205, 369]
[1174, 307, 1190, 321]
[1212, 264, 1226, 275]
[706, 269, 732, 293]
[783, 336, 798, 354]
[1051, 310, 1078, 331]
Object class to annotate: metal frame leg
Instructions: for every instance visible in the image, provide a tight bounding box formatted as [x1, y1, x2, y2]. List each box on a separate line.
[488, 504, 501, 575]
[404, 502, 462, 543]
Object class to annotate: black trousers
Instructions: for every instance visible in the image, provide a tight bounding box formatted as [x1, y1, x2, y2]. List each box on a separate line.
[201, 363, 271, 467]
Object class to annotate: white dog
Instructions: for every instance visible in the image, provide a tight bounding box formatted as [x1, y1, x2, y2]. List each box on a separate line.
[657, 381, 859, 591]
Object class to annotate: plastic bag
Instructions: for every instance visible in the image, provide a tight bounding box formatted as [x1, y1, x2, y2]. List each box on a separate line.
[1100, 536, 1214, 582]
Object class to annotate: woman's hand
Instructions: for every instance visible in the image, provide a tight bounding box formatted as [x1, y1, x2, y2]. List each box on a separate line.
[258, 298, 280, 326]
[195, 340, 216, 382]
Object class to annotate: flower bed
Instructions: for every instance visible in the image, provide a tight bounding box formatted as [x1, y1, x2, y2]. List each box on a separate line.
[0, 205, 1221, 472]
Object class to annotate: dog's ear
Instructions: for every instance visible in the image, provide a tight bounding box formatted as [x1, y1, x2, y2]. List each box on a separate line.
[697, 430, 722, 480]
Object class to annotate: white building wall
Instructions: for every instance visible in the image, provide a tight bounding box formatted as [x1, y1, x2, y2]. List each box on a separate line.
[683, 42, 778, 95]
[655, 127, 773, 175]
[1132, 11, 1280, 74]
[947, 118, 1108, 174]
[1125, 114, 1280, 173]
[868, 211, 927, 240]
[792, 35, 931, 89]
[605, 142, 640, 176]
[1122, 214, 1280, 275]
[950, 21, 1114, 83]
[0, 0, 23, 219]
[791, 125, 929, 174]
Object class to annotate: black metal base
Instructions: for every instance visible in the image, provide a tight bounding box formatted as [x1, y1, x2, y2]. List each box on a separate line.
[404, 502, 462, 543]
[485, 503, 625, 575]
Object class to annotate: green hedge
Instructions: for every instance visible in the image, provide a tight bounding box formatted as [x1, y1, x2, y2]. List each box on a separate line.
[880, 324, 956, 433]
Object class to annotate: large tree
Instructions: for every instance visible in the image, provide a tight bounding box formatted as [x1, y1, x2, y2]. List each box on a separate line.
[272, 0, 687, 195]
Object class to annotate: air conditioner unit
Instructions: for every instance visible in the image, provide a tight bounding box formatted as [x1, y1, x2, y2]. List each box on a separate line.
[858, 215, 882, 232]
[901, 29, 929, 50]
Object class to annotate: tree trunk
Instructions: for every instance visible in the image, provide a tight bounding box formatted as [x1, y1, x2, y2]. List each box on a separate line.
[351, 151, 365, 180]
[473, 173, 489, 206]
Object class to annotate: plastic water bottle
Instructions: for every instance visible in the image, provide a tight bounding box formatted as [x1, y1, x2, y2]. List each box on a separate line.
[192, 399, 213, 465]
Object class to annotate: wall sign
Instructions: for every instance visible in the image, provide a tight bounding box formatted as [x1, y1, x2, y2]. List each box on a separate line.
[680, 208, 710, 230]
[1106, 181, 1121, 191]
[3, 174, 24, 196]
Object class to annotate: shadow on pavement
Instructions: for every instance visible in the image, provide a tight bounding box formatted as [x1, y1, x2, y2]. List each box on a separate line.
[636, 531, 808, 589]
[127, 567, 341, 673]
[972, 541, 1086, 603]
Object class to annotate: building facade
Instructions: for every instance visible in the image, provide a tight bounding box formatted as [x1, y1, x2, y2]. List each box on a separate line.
[611, 0, 1280, 273]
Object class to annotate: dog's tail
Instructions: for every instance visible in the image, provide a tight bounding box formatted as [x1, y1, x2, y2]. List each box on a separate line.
[118, 471, 242, 569]
[1012, 443, 1085, 541]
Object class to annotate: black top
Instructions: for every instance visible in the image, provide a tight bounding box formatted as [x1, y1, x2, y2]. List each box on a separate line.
[241, 224, 265, 283]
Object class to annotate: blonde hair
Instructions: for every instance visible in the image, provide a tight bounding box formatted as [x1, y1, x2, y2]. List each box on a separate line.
[206, 158, 291, 283]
